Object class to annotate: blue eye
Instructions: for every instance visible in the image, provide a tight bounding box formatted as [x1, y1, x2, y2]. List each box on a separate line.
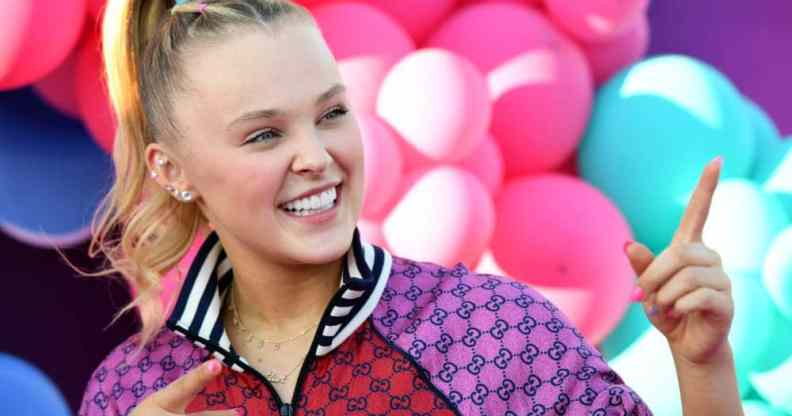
[244, 129, 280, 145]
[321, 105, 349, 122]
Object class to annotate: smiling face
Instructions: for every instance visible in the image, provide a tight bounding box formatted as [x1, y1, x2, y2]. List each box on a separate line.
[157, 22, 364, 267]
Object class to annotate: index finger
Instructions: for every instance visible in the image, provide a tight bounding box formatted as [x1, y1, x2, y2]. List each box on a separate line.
[672, 156, 723, 245]
[150, 359, 223, 412]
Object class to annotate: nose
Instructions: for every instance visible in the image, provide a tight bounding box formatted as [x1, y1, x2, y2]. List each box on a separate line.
[291, 132, 333, 176]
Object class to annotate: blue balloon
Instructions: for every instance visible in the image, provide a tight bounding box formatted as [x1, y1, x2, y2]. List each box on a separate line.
[0, 353, 71, 416]
[578, 55, 755, 253]
[0, 87, 113, 240]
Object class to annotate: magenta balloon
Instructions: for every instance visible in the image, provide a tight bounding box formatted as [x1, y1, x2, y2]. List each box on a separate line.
[383, 167, 495, 267]
[544, 0, 649, 43]
[33, 47, 81, 119]
[490, 174, 634, 340]
[338, 57, 391, 113]
[0, 0, 86, 90]
[488, 35, 593, 176]
[581, 13, 650, 85]
[358, 113, 404, 221]
[426, 3, 562, 73]
[456, 133, 505, 196]
[377, 49, 490, 163]
[458, 0, 542, 8]
[364, 0, 458, 44]
[311, 2, 415, 64]
[76, 32, 116, 154]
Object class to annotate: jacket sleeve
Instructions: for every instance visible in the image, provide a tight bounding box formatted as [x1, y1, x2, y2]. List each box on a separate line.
[77, 354, 123, 416]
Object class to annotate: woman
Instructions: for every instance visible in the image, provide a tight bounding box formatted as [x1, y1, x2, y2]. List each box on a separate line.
[78, 0, 744, 415]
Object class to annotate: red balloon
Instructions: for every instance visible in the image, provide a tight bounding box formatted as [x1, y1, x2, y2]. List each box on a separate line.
[76, 32, 116, 154]
[0, 0, 87, 90]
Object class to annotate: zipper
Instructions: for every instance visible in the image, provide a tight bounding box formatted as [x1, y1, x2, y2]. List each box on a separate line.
[279, 403, 294, 416]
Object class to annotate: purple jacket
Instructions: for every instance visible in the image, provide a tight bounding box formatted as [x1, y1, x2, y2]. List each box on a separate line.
[79, 229, 652, 415]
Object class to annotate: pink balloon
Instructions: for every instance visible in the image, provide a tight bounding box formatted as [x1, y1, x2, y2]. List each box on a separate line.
[357, 218, 388, 250]
[0, 0, 87, 90]
[311, 2, 415, 64]
[358, 113, 404, 221]
[489, 174, 634, 342]
[33, 43, 82, 119]
[383, 166, 495, 267]
[458, 0, 542, 8]
[580, 13, 650, 85]
[488, 35, 592, 176]
[76, 32, 116, 154]
[426, 3, 560, 72]
[88, 0, 106, 19]
[363, 0, 458, 44]
[544, 0, 649, 43]
[456, 133, 505, 196]
[377, 49, 490, 163]
[338, 57, 391, 113]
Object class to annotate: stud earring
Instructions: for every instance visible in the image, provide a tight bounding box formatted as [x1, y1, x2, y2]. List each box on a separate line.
[179, 190, 194, 202]
[156, 157, 167, 166]
[164, 184, 175, 193]
[150, 170, 158, 179]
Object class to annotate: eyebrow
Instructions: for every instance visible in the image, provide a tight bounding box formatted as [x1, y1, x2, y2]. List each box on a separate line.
[226, 83, 347, 131]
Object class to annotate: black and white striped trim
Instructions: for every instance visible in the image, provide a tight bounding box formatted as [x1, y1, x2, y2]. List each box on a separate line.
[165, 228, 392, 373]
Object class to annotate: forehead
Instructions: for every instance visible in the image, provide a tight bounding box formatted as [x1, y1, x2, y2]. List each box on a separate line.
[178, 23, 341, 122]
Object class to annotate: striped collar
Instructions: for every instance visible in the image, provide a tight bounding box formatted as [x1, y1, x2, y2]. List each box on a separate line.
[165, 227, 392, 373]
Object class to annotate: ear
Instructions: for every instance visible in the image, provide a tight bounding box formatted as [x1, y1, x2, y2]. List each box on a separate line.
[145, 143, 200, 202]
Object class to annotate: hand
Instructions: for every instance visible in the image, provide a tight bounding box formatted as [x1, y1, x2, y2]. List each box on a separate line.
[624, 157, 735, 365]
[129, 359, 239, 416]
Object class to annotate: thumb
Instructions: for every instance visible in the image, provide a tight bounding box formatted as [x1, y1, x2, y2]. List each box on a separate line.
[152, 359, 223, 412]
[624, 241, 654, 277]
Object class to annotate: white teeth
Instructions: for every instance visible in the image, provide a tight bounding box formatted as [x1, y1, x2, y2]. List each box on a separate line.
[282, 187, 337, 215]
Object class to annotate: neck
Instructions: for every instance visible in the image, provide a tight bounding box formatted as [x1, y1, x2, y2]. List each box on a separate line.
[223, 247, 343, 336]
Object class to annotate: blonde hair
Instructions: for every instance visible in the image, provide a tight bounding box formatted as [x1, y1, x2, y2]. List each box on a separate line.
[85, 0, 313, 351]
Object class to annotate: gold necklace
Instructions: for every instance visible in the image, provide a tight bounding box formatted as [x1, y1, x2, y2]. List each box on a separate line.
[227, 288, 315, 384]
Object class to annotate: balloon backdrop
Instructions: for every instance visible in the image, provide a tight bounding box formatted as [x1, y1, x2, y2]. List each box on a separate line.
[0, 88, 113, 246]
[0, 353, 71, 416]
[763, 227, 792, 319]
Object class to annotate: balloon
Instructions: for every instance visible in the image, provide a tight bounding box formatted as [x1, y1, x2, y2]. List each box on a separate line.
[756, 136, 792, 220]
[32, 37, 83, 119]
[338, 57, 391, 113]
[88, 0, 107, 19]
[311, 2, 414, 63]
[489, 174, 634, 343]
[159, 228, 208, 316]
[726, 272, 777, 396]
[580, 13, 650, 85]
[763, 227, 792, 319]
[745, 99, 783, 182]
[76, 30, 116, 154]
[578, 55, 756, 253]
[702, 179, 789, 273]
[750, 354, 792, 413]
[363, 0, 458, 44]
[383, 166, 495, 268]
[455, 133, 505, 196]
[377, 49, 490, 163]
[0, 88, 113, 241]
[0, 0, 86, 90]
[358, 113, 404, 221]
[544, 0, 649, 43]
[487, 36, 592, 175]
[741, 401, 788, 416]
[0, 222, 91, 249]
[598, 302, 650, 360]
[0, 353, 71, 416]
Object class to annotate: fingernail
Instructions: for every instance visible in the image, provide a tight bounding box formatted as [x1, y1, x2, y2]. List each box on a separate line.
[623, 240, 634, 255]
[206, 360, 221, 375]
[629, 286, 645, 302]
[711, 155, 723, 168]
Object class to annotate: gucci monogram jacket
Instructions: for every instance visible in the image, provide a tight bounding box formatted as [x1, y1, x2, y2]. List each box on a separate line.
[78, 228, 652, 415]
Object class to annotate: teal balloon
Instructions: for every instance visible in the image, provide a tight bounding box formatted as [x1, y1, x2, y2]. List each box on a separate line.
[599, 302, 650, 360]
[730, 272, 777, 396]
[763, 227, 792, 319]
[579, 54, 755, 253]
[742, 400, 789, 416]
[702, 179, 790, 273]
[744, 99, 783, 182]
[0, 353, 71, 416]
[756, 136, 792, 220]
[751, 355, 792, 413]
